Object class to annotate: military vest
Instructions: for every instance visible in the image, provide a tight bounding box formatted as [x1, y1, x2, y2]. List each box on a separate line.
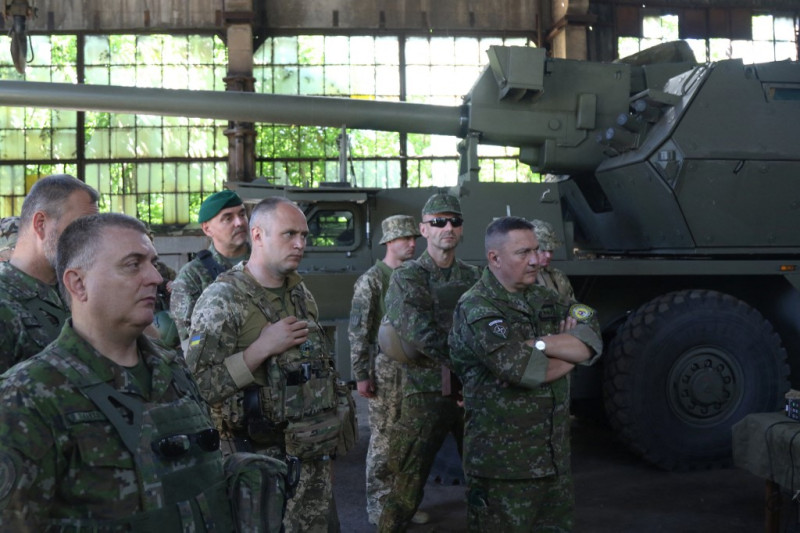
[43, 345, 234, 532]
[397, 257, 479, 396]
[219, 268, 340, 459]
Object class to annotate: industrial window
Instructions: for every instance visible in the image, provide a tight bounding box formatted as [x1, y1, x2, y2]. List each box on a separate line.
[617, 13, 798, 64]
[0, 35, 79, 216]
[254, 35, 403, 189]
[253, 34, 539, 190]
[0, 32, 540, 220]
[81, 35, 229, 225]
[403, 36, 536, 187]
[0, 34, 228, 222]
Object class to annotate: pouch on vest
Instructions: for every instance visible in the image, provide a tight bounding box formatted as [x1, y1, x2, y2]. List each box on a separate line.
[335, 382, 358, 457]
[284, 409, 340, 460]
[225, 452, 294, 533]
[278, 360, 337, 421]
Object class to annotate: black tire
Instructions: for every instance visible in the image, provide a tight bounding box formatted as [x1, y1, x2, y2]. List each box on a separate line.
[603, 289, 789, 470]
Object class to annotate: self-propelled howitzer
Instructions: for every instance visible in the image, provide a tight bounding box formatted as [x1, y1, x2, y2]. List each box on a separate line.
[0, 42, 798, 471]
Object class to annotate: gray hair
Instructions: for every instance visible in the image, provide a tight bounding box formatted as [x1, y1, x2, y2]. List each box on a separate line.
[19, 174, 99, 236]
[57, 213, 147, 304]
[485, 216, 534, 254]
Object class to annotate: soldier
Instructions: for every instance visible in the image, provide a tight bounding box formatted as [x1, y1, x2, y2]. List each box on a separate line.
[171, 189, 250, 351]
[0, 216, 19, 262]
[143, 223, 177, 312]
[449, 216, 603, 532]
[347, 214, 423, 526]
[378, 193, 481, 532]
[532, 219, 575, 300]
[187, 197, 340, 533]
[0, 213, 236, 530]
[0, 175, 98, 370]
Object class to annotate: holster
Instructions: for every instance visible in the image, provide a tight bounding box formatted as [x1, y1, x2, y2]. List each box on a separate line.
[243, 386, 287, 446]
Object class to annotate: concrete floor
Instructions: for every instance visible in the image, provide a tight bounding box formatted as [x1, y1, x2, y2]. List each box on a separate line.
[333, 395, 796, 532]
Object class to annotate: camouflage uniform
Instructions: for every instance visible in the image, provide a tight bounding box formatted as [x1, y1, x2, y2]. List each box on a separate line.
[170, 243, 249, 346]
[0, 320, 233, 531]
[536, 266, 575, 300]
[0, 261, 68, 372]
[154, 259, 177, 313]
[532, 219, 575, 300]
[449, 268, 602, 532]
[187, 262, 339, 533]
[348, 259, 405, 524]
[378, 251, 480, 532]
[0, 216, 19, 262]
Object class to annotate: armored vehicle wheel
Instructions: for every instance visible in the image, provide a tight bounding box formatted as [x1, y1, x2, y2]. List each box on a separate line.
[602, 289, 789, 470]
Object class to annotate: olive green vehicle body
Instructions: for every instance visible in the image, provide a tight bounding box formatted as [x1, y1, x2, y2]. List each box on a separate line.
[1, 41, 798, 469]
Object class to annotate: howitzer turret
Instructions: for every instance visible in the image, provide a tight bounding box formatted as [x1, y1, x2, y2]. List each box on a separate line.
[0, 42, 798, 471]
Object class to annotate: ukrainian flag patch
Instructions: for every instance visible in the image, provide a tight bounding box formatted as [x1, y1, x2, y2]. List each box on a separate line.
[190, 334, 203, 347]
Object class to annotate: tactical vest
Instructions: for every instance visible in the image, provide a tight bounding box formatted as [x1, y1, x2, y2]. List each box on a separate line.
[196, 249, 227, 280]
[418, 264, 477, 370]
[220, 269, 340, 459]
[43, 346, 234, 532]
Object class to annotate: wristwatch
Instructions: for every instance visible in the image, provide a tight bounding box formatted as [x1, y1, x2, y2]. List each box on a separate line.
[534, 338, 546, 351]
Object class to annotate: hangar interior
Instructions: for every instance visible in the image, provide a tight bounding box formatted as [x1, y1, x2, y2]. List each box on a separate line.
[0, 4, 799, 531]
[0, 0, 796, 269]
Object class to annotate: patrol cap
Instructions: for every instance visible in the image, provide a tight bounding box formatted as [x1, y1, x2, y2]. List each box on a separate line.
[0, 216, 20, 261]
[379, 215, 420, 245]
[532, 219, 562, 251]
[197, 190, 244, 224]
[422, 193, 462, 216]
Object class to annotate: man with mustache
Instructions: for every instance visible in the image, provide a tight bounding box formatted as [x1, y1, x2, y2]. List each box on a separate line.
[0, 213, 236, 531]
[0, 174, 98, 370]
[378, 193, 481, 532]
[171, 189, 250, 351]
[187, 197, 340, 532]
[449, 216, 602, 532]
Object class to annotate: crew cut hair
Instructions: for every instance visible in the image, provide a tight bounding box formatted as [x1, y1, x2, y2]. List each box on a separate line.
[249, 197, 300, 232]
[484, 216, 534, 254]
[19, 174, 99, 234]
[56, 213, 147, 304]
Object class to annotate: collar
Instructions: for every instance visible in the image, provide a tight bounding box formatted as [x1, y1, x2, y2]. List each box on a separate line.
[54, 320, 176, 399]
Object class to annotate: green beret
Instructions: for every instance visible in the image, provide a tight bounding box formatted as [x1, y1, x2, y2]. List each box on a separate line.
[197, 190, 243, 223]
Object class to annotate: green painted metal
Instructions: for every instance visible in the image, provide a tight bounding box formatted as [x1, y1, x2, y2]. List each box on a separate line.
[1, 41, 799, 469]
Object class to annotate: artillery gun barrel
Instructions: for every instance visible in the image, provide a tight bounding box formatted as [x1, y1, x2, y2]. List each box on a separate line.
[0, 80, 465, 137]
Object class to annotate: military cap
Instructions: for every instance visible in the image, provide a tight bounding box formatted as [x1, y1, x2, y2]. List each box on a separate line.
[197, 190, 243, 223]
[379, 214, 420, 245]
[422, 193, 462, 216]
[532, 219, 563, 251]
[0, 216, 20, 260]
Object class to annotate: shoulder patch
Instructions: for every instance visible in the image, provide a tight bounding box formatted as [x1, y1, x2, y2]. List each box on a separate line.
[189, 334, 203, 348]
[488, 319, 508, 339]
[0, 451, 17, 503]
[569, 304, 595, 322]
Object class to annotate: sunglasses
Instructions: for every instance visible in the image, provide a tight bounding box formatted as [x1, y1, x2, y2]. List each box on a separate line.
[151, 428, 221, 459]
[423, 217, 463, 228]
